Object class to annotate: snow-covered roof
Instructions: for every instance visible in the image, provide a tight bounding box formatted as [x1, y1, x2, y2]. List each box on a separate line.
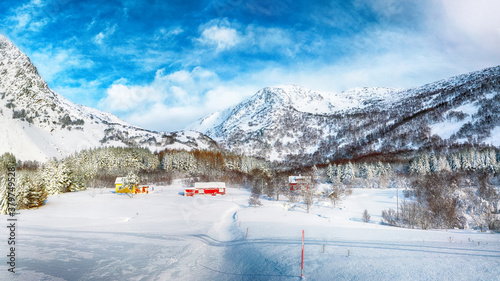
[194, 182, 226, 188]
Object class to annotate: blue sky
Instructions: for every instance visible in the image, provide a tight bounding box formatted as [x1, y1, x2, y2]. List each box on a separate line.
[1, 0, 500, 132]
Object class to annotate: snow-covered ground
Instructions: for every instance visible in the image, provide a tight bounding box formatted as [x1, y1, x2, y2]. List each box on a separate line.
[1, 182, 499, 280]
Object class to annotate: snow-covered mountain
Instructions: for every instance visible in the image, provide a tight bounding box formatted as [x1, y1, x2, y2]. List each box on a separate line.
[190, 67, 500, 164]
[0, 35, 217, 162]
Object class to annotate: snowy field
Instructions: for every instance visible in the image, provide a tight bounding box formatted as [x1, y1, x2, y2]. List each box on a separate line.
[1, 181, 499, 281]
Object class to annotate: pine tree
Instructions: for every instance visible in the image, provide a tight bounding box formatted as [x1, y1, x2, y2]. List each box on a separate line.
[0, 174, 9, 215]
[326, 164, 338, 183]
[448, 154, 460, 172]
[124, 171, 139, 191]
[428, 154, 438, 173]
[341, 162, 355, 183]
[42, 160, 72, 195]
[358, 162, 375, 188]
[409, 153, 430, 175]
[437, 155, 451, 173]
[16, 171, 47, 209]
[484, 149, 497, 173]
[375, 161, 387, 176]
[0, 153, 16, 170]
[358, 162, 374, 179]
[460, 150, 473, 171]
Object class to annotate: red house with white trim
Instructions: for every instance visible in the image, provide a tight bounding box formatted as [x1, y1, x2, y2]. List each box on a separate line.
[289, 176, 311, 191]
[184, 182, 226, 196]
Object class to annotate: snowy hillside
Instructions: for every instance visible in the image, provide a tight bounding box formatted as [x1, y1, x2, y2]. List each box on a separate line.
[2, 183, 498, 280]
[190, 67, 500, 164]
[0, 35, 217, 161]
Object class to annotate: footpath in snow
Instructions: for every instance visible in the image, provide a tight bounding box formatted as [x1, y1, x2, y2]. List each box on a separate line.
[1, 182, 499, 280]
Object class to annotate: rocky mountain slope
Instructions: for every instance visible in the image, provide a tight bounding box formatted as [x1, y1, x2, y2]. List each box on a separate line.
[0, 35, 217, 162]
[190, 67, 500, 164]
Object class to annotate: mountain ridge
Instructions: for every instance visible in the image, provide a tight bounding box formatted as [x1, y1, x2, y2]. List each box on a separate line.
[2, 34, 499, 164]
[190, 66, 500, 164]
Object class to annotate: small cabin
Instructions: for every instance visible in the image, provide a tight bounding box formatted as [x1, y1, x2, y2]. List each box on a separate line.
[115, 177, 138, 194]
[289, 176, 311, 191]
[185, 182, 226, 196]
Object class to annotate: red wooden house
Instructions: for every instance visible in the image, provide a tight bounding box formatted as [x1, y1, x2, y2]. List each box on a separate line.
[184, 182, 226, 196]
[289, 176, 311, 191]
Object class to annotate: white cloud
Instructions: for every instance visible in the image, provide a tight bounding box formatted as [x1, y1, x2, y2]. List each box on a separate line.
[4, 0, 51, 33]
[99, 67, 238, 131]
[196, 19, 299, 56]
[243, 25, 297, 56]
[199, 23, 240, 52]
[154, 26, 184, 41]
[436, 0, 500, 63]
[30, 45, 94, 83]
[93, 24, 117, 45]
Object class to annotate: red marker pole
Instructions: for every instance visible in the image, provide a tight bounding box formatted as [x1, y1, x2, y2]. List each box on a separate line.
[301, 230, 304, 278]
[246, 227, 249, 239]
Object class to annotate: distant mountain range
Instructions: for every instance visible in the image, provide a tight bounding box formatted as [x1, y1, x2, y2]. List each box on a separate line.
[0, 35, 217, 162]
[1, 35, 499, 164]
[189, 67, 500, 165]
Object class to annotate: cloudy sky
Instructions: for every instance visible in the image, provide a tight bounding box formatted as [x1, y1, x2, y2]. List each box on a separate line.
[1, 0, 500, 132]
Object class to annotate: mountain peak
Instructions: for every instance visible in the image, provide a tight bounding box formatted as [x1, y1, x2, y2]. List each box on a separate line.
[190, 66, 500, 163]
[0, 37, 218, 161]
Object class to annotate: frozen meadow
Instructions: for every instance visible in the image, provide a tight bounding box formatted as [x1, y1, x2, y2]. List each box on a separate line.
[1, 181, 499, 281]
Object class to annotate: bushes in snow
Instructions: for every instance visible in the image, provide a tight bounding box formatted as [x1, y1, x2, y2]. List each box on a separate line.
[362, 209, 371, 223]
[382, 173, 500, 231]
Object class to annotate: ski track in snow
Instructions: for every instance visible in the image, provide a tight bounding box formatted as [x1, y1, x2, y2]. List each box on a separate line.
[1, 185, 499, 281]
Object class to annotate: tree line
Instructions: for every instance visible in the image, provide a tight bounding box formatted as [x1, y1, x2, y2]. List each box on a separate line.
[1, 145, 499, 232]
[0, 147, 269, 214]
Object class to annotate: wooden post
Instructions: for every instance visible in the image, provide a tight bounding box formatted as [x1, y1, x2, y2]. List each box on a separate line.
[246, 228, 249, 239]
[301, 230, 304, 278]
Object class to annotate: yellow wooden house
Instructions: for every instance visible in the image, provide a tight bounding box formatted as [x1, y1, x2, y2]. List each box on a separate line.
[115, 177, 138, 193]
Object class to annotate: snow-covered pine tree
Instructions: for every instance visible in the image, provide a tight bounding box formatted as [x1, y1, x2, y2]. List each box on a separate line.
[340, 162, 355, 183]
[358, 162, 372, 179]
[0, 152, 16, 170]
[15, 172, 30, 210]
[485, 149, 498, 173]
[0, 174, 8, 215]
[375, 161, 388, 176]
[16, 171, 47, 209]
[409, 153, 430, 175]
[358, 162, 375, 188]
[326, 163, 337, 183]
[448, 154, 460, 172]
[124, 171, 139, 191]
[437, 155, 451, 173]
[42, 159, 72, 195]
[142, 151, 160, 171]
[428, 154, 438, 173]
[460, 149, 473, 171]
[160, 151, 174, 171]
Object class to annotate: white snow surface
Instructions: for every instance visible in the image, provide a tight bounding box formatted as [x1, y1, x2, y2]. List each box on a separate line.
[2, 182, 498, 280]
[430, 103, 479, 140]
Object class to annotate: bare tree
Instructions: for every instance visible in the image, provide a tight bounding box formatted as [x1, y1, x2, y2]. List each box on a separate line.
[303, 187, 315, 213]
